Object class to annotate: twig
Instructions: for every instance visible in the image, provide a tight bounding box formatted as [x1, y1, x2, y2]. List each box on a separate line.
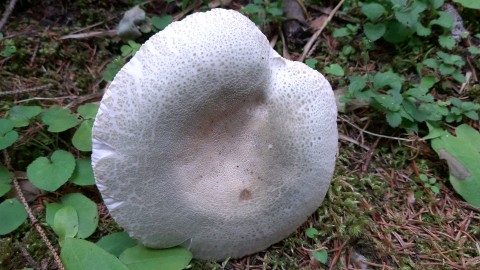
[298, 0, 344, 62]
[64, 91, 103, 109]
[339, 116, 415, 142]
[0, 0, 17, 31]
[3, 151, 65, 270]
[338, 133, 370, 151]
[15, 95, 77, 104]
[361, 129, 383, 176]
[13, 177, 65, 270]
[278, 26, 290, 59]
[60, 30, 117, 40]
[0, 84, 53, 97]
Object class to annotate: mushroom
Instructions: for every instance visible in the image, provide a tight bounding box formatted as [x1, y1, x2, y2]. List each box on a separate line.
[92, 8, 337, 260]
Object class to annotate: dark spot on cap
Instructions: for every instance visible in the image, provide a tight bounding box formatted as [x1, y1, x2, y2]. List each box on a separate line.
[239, 189, 252, 201]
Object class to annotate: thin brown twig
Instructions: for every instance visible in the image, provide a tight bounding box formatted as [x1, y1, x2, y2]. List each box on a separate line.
[0, 83, 53, 97]
[12, 177, 65, 270]
[278, 26, 290, 59]
[339, 116, 415, 142]
[298, 0, 344, 62]
[0, 0, 17, 31]
[3, 151, 65, 270]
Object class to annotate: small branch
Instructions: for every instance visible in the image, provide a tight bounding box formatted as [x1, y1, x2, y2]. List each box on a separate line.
[0, 84, 53, 97]
[60, 30, 117, 40]
[3, 150, 65, 270]
[0, 0, 17, 32]
[298, 0, 344, 62]
[12, 177, 65, 270]
[339, 116, 415, 142]
[278, 26, 290, 59]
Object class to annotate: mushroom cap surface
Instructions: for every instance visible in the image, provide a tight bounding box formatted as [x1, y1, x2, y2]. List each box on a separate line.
[92, 8, 337, 260]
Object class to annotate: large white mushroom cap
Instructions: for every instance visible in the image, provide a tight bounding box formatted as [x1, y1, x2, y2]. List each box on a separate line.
[92, 8, 337, 260]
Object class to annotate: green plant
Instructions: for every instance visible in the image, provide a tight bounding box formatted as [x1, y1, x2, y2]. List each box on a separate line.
[453, 0, 480, 9]
[324, 64, 345, 76]
[419, 174, 442, 194]
[426, 124, 480, 207]
[421, 51, 466, 83]
[240, 0, 284, 25]
[343, 70, 479, 130]
[0, 33, 17, 57]
[305, 228, 328, 264]
[359, 0, 453, 44]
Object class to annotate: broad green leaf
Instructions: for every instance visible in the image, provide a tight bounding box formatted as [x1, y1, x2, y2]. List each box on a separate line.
[348, 76, 366, 94]
[46, 203, 62, 228]
[305, 59, 318, 69]
[333, 27, 350, 38]
[53, 205, 79, 241]
[364, 23, 386, 41]
[7, 106, 42, 127]
[431, 124, 480, 206]
[151, 15, 173, 31]
[312, 249, 328, 264]
[452, 0, 480, 9]
[386, 111, 402, 127]
[464, 110, 479, 120]
[420, 103, 449, 121]
[305, 228, 319, 238]
[437, 51, 464, 66]
[0, 119, 18, 150]
[61, 238, 129, 270]
[468, 46, 480, 55]
[402, 100, 427, 122]
[27, 150, 75, 191]
[383, 21, 414, 43]
[451, 70, 466, 83]
[394, 8, 419, 28]
[119, 245, 192, 270]
[97, 232, 137, 257]
[438, 35, 456, 49]
[72, 120, 94, 151]
[0, 198, 27, 235]
[422, 58, 438, 69]
[41, 107, 81, 132]
[373, 71, 402, 91]
[419, 76, 436, 89]
[61, 193, 98, 239]
[361, 3, 385, 21]
[438, 64, 455, 75]
[69, 159, 95, 186]
[415, 22, 431, 36]
[324, 64, 344, 76]
[103, 57, 125, 81]
[374, 92, 402, 111]
[78, 104, 99, 120]
[126, 41, 141, 56]
[241, 4, 265, 15]
[267, 7, 283, 16]
[431, 0, 444, 9]
[393, 0, 427, 27]
[0, 165, 13, 197]
[430, 11, 454, 29]
[391, 0, 407, 6]
[121, 45, 132, 57]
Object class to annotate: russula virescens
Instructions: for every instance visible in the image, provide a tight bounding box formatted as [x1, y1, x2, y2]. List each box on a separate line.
[92, 8, 337, 260]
